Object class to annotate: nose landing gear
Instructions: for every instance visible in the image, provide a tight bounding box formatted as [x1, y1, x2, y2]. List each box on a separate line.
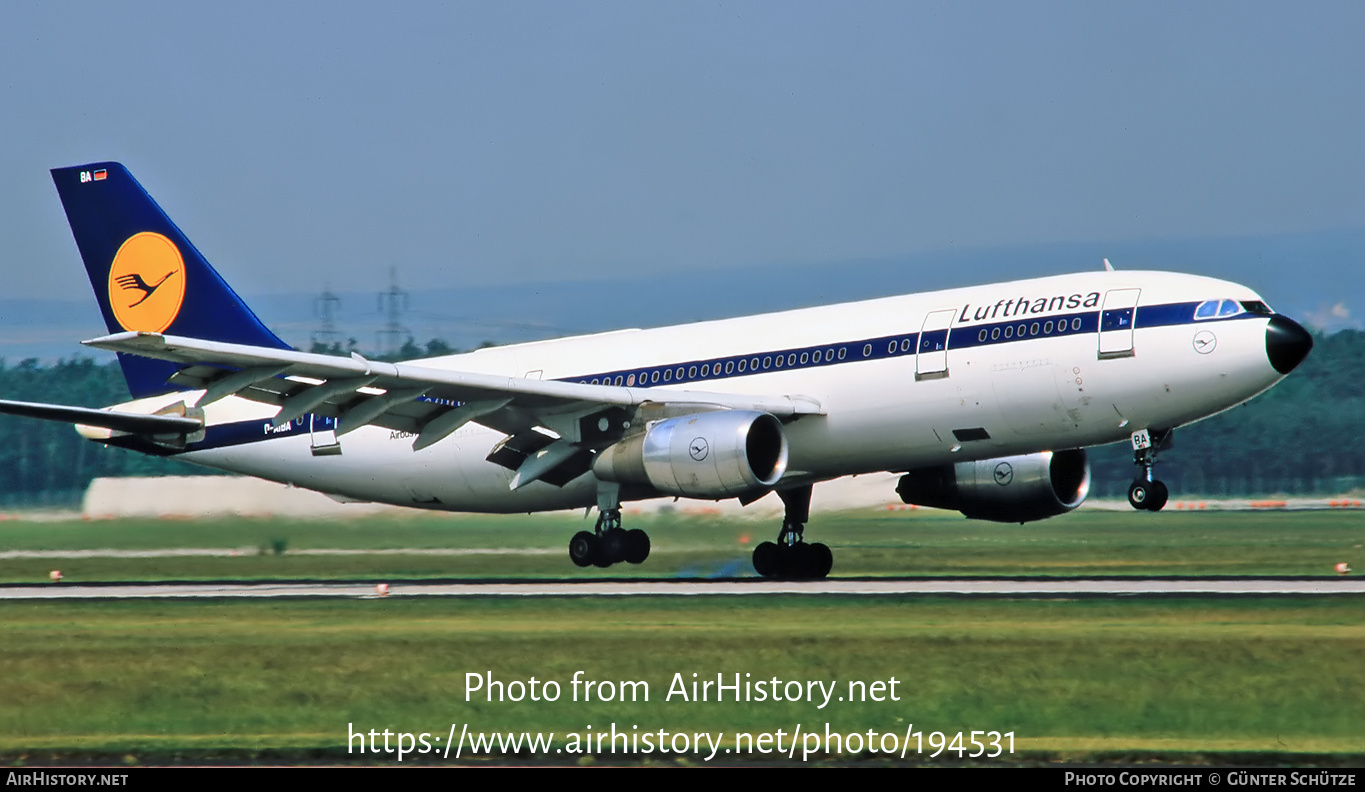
[1127, 428, 1171, 512]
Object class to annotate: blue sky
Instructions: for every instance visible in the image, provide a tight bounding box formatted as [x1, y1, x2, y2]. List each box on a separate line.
[2, 2, 1362, 304]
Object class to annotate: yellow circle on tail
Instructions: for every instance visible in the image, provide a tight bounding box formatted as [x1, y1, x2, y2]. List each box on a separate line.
[108, 232, 186, 333]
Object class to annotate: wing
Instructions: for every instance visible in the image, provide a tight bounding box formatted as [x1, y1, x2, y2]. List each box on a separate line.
[83, 331, 824, 488]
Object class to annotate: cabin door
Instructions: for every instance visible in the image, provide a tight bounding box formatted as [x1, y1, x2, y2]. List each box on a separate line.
[1098, 289, 1140, 359]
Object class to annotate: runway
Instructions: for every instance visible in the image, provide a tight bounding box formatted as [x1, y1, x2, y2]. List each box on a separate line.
[1, 577, 1361, 599]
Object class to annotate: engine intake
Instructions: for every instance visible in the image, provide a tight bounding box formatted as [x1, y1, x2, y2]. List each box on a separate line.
[895, 449, 1090, 523]
[593, 410, 788, 498]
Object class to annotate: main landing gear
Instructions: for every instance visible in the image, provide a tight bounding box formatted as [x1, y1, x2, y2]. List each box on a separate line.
[569, 483, 650, 568]
[1127, 428, 1171, 512]
[752, 484, 833, 579]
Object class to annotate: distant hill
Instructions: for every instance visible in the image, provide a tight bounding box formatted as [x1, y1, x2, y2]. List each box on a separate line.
[3, 227, 1361, 361]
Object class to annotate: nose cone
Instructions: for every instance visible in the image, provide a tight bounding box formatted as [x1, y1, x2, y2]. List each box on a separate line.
[1266, 314, 1313, 375]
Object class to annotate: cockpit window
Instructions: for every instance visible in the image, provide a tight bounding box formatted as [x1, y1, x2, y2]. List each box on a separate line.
[1240, 300, 1273, 316]
[1195, 299, 1247, 320]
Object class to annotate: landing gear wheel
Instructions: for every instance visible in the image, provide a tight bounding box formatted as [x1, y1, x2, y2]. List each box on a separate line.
[569, 531, 597, 567]
[779, 543, 812, 579]
[600, 528, 628, 564]
[753, 542, 780, 577]
[1128, 428, 1175, 512]
[1146, 480, 1169, 511]
[780, 543, 833, 579]
[571, 495, 654, 570]
[751, 485, 834, 579]
[624, 529, 650, 564]
[1128, 479, 1170, 511]
[809, 542, 833, 579]
[1127, 480, 1151, 510]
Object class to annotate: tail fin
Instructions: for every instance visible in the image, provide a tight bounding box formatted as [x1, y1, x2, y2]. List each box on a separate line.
[51, 162, 291, 398]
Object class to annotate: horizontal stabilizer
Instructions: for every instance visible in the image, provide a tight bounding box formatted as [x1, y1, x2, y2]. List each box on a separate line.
[0, 399, 203, 435]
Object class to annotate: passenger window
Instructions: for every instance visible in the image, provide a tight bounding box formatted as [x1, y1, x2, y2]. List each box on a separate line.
[627, 374, 635, 386]
[663, 370, 671, 382]
[725, 361, 734, 374]
[862, 344, 872, 357]
[978, 329, 987, 342]
[799, 352, 808, 365]
[838, 348, 847, 360]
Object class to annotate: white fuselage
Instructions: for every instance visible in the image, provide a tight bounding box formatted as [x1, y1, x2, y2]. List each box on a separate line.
[127, 270, 1285, 512]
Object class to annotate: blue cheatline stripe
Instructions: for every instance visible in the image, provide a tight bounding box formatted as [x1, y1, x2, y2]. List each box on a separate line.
[130, 300, 1265, 456]
[565, 300, 1258, 390]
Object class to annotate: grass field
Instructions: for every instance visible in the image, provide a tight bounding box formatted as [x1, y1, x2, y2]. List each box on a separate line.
[0, 596, 1360, 765]
[0, 509, 1360, 765]
[0, 507, 1359, 582]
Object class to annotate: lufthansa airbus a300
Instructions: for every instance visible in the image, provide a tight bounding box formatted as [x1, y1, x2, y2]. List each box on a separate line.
[0, 163, 1313, 578]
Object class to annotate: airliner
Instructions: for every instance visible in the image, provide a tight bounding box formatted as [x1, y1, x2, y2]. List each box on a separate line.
[0, 162, 1313, 578]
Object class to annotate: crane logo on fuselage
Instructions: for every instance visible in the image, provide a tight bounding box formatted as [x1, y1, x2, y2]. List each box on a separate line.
[107, 232, 186, 333]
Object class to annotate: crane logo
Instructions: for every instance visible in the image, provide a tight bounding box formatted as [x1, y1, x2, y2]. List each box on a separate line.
[108, 232, 186, 332]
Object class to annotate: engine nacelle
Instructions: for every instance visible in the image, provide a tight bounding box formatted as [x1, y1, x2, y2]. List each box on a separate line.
[895, 449, 1090, 523]
[592, 410, 788, 499]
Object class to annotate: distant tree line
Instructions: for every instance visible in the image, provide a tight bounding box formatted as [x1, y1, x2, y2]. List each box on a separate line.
[308, 337, 500, 361]
[1088, 329, 1365, 496]
[0, 331, 1360, 503]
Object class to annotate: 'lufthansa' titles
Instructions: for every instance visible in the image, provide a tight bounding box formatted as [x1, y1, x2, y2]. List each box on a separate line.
[956, 291, 1100, 325]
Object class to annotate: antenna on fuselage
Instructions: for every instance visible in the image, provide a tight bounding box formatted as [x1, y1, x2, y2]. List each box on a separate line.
[1103, 258, 1115, 271]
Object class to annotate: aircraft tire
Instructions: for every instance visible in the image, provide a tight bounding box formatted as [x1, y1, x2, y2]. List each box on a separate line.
[600, 529, 628, 564]
[753, 541, 779, 577]
[779, 543, 813, 579]
[625, 529, 650, 564]
[569, 531, 597, 567]
[1128, 480, 1152, 510]
[1146, 480, 1169, 511]
[809, 542, 833, 579]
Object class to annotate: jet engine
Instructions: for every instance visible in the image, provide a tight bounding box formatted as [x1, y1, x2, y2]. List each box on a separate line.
[592, 410, 788, 499]
[895, 449, 1090, 523]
